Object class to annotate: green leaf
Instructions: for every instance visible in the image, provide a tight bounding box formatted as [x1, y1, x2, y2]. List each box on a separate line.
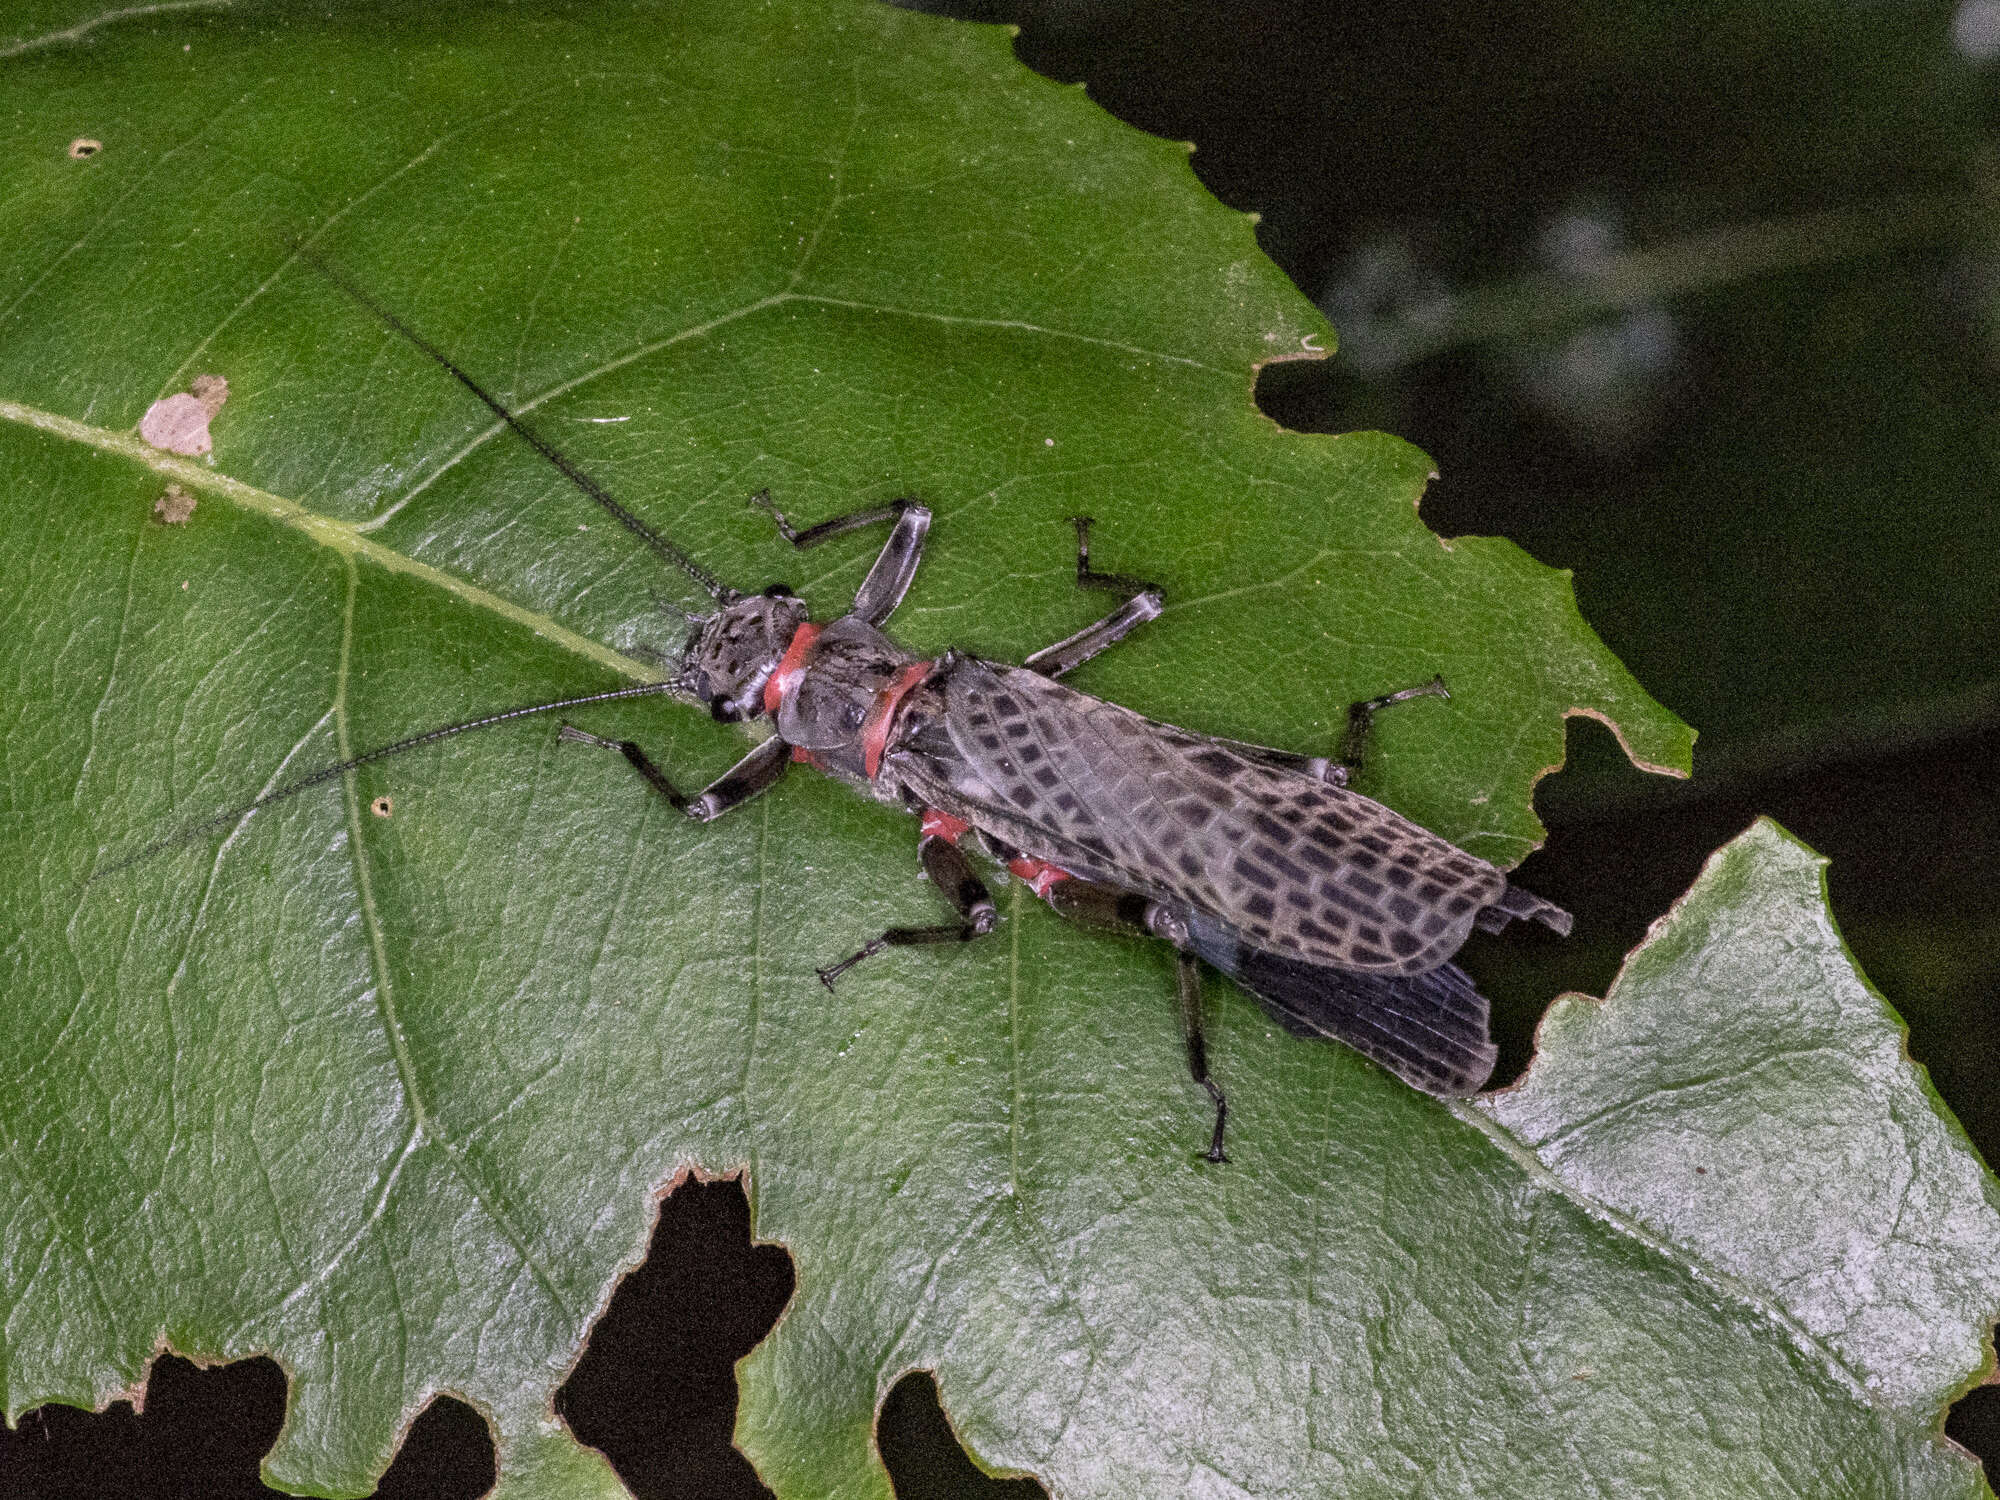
[1481, 818, 2000, 1418]
[46, 3, 2000, 1498]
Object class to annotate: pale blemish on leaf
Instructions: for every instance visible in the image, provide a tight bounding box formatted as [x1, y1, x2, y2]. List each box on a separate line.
[139, 374, 228, 457]
[152, 482, 195, 524]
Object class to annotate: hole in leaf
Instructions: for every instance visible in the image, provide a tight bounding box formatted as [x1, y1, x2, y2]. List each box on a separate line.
[1, 1352, 284, 1498]
[372, 1395, 494, 1500]
[1948, 1379, 2000, 1479]
[1253, 356, 1363, 437]
[0, 1354, 494, 1499]
[877, 1371, 1046, 1500]
[371, 795, 394, 818]
[67, 137, 101, 159]
[555, 1174, 793, 1499]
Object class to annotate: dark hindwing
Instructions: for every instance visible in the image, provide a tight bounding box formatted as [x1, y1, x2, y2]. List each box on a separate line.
[888, 659, 1511, 975]
[1186, 913, 1498, 1095]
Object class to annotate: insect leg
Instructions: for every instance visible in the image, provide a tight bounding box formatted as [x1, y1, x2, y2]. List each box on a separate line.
[816, 833, 999, 990]
[1339, 675, 1450, 777]
[1176, 950, 1230, 1164]
[749, 491, 931, 627]
[1044, 882, 1229, 1162]
[557, 727, 789, 822]
[1022, 517, 1164, 678]
[1194, 679, 1450, 789]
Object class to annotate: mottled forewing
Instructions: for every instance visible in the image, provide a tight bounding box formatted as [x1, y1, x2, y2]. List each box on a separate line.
[888, 660, 1505, 975]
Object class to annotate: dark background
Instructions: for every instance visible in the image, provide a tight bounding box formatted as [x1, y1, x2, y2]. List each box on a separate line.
[9, 0, 1998, 1494]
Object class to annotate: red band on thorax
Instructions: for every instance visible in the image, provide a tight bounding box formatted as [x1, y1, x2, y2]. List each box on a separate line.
[762, 621, 824, 717]
[861, 660, 934, 779]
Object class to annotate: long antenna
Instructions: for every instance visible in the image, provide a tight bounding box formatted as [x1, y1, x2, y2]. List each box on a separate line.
[94, 682, 683, 880]
[300, 245, 734, 603]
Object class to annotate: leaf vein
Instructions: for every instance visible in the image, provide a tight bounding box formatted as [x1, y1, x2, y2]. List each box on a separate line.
[1457, 1099, 1883, 1406]
[155, 99, 546, 399]
[354, 292, 792, 532]
[0, 0, 230, 60]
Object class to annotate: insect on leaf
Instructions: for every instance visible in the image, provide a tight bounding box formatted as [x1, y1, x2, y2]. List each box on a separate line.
[27, 6, 1992, 1500]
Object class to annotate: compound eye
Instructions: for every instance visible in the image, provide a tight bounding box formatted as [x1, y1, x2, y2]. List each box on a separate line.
[763, 584, 795, 599]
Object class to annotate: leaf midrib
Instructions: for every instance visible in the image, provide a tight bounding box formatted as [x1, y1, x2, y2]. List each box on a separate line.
[0, 396, 653, 681]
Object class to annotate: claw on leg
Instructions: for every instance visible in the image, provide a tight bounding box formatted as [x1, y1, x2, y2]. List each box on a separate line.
[818, 939, 886, 991]
[817, 832, 999, 989]
[747, 488, 806, 545]
[1340, 674, 1451, 777]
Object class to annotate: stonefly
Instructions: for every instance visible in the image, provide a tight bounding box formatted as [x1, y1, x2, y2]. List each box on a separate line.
[120, 255, 1572, 1162]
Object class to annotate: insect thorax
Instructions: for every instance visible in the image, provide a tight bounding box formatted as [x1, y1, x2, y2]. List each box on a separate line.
[771, 616, 928, 781]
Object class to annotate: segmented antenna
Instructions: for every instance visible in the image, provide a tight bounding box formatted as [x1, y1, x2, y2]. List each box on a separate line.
[299, 245, 735, 603]
[93, 682, 680, 879]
